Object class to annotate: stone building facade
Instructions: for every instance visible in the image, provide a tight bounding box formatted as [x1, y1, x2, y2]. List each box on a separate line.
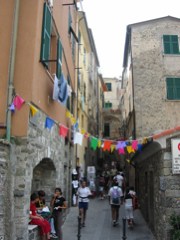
[0, 110, 73, 240]
[121, 16, 180, 239]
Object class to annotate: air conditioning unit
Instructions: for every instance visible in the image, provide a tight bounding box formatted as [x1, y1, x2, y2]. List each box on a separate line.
[48, 0, 53, 7]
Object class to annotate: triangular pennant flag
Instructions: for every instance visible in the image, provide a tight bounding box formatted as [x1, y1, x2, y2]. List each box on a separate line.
[59, 125, 68, 138]
[97, 140, 102, 148]
[90, 137, 98, 150]
[132, 140, 138, 150]
[45, 117, 55, 129]
[126, 146, 135, 154]
[74, 121, 79, 130]
[9, 103, 15, 112]
[137, 143, 143, 152]
[13, 95, 25, 110]
[103, 140, 112, 151]
[118, 148, 125, 154]
[81, 128, 86, 134]
[74, 132, 83, 145]
[70, 116, 76, 125]
[30, 105, 38, 117]
[66, 110, 71, 118]
[84, 132, 90, 139]
[111, 144, 116, 152]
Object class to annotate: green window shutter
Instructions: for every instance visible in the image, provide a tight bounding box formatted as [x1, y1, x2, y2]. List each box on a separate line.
[163, 35, 179, 54]
[40, 3, 52, 67]
[56, 38, 63, 79]
[166, 78, 174, 99]
[166, 78, 180, 100]
[68, 7, 72, 34]
[174, 78, 180, 99]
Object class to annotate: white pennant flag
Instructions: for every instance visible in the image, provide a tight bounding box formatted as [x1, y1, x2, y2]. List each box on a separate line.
[74, 132, 83, 146]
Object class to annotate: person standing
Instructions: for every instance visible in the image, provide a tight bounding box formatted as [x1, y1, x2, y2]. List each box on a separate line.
[108, 180, 123, 226]
[50, 188, 67, 240]
[77, 180, 92, 227]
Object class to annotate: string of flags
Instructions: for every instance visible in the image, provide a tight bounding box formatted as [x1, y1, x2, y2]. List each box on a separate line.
[8, 94, 153, 156]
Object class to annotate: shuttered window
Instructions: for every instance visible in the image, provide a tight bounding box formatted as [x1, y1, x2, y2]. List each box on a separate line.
[104, 102, 112, 108]
[40, 3, 52, 67]
[166, 78, 180, 100]
[56, 38, 63, 79]
[163, 35, 179, 54]
[106, 83, 112, 91]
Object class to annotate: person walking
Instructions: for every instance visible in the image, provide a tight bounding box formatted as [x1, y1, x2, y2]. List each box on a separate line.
[77, 180, 92, 227]
[124, 187, 136, 227]
[108, 180, 123, 226]
[50, 188, 67, 240]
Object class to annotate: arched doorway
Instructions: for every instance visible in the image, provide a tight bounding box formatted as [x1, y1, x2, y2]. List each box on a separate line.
[31, 158, 56, 204]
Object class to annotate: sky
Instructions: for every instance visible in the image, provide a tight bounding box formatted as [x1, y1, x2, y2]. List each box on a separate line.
[80, 0, 180, 78]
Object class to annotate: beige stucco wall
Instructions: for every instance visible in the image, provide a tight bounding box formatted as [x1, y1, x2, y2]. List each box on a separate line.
[1, 0, 77, 137]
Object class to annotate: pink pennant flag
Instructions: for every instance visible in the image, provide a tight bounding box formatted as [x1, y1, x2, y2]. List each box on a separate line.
[59, 125, 68, 138]
[13, 95, 25, 110]
[132, 140, 138, 150]
[118, 148, 125, 155]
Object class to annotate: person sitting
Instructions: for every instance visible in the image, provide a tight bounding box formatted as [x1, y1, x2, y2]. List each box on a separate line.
[29, 193, 51, 240]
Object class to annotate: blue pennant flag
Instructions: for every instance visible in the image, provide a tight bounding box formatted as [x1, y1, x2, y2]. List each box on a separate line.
[45, 117, 55, 129]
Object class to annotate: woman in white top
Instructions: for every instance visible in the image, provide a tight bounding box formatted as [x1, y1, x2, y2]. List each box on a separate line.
[77, 180, 92, 227]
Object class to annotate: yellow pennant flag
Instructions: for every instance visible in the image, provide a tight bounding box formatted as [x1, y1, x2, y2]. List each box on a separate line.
[30, 105, 38, 117]
[126, 146, 135, 154]
[81, 128, 86, 134]
[111, 144, 116, 152]
[70, 116, 76, 125]
[98, 140, 102, 148]
[66, 110, 71, 118]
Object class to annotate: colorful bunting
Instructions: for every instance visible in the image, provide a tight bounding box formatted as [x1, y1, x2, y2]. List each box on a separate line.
[118, 148, 125, 154]
[45, 117, 55, 129]
[132, 140, 138, 150]
[74, 132, 83, 145]
[126, 145, 135, 154]
[13, 95, 25, 110]
[90, 137, 98, 150]
[59, 125, 68, 138]
[30, 105, 38, 117]
[9, 103, 15, 112]
[103, 140, 112, 151]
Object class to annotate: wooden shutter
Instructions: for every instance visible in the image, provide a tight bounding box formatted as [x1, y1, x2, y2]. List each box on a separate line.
[56, 38, 63, 79]
[163, 35, 179, 54]
[174, 78, 180, 99]
[166, 78, 174, 99]
[40, 3, 52, 67]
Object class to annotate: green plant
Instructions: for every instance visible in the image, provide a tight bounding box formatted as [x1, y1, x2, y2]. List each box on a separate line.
[169, 213, 180, 240]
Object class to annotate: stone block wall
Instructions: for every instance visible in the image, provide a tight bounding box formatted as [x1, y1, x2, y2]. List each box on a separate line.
[0, 109, 74, 240]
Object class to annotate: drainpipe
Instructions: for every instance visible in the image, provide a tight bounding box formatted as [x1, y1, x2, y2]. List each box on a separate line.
[75, 13, 85, 174]
[6, 0, 20, 141]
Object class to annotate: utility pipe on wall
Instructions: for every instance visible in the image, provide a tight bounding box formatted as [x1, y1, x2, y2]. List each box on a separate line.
[6, 0, 20, 141]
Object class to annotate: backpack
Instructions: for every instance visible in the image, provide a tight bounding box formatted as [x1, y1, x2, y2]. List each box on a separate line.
[111, 187, 120, 205]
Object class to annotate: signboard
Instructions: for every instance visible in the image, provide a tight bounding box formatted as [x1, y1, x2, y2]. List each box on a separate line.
[171, 139, 180, 174]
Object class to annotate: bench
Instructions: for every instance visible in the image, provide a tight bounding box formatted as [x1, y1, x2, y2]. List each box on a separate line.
[28, 225, 41, 240]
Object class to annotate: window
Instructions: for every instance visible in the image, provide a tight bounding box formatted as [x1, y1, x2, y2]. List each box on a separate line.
[163, 35, 179, 54]
[104, 102, 112, 109]
[40, 3, 52, 67]
[104, 123, 110, 137]
[106, 83, 112, 91]
[40, 3, 63, 78]
[166, 78, 180, 100]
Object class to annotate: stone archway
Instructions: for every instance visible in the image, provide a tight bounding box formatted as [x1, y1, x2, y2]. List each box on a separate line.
[31, 158, 56, 204]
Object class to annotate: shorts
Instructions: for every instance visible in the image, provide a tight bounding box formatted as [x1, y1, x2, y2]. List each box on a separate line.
[79, 202, 88, 210]
[111, 204, 120, 209]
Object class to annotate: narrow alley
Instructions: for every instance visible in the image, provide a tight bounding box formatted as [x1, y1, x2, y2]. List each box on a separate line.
[62, 197, 155, 240]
